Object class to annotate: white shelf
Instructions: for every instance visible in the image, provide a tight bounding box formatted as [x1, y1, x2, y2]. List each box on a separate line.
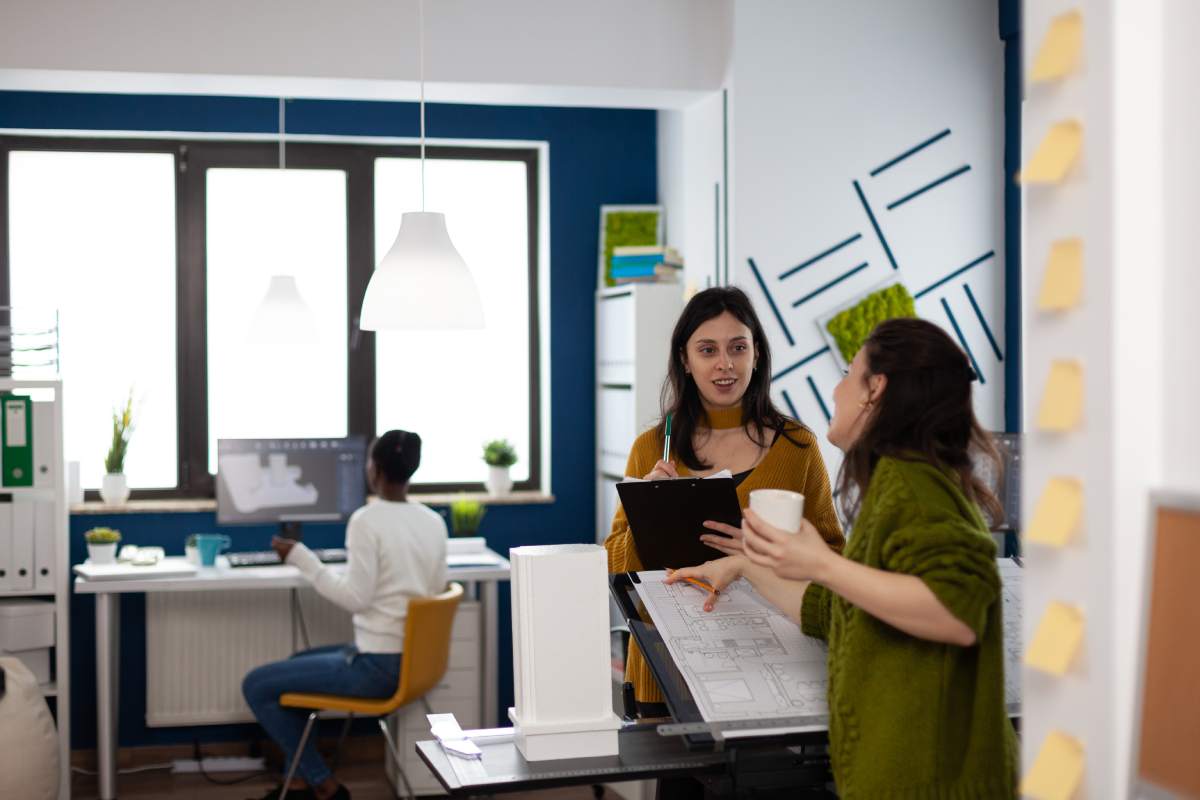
[0, 589, 55, 598]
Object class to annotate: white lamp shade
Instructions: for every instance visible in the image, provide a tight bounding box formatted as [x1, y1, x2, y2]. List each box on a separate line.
[249, 275, 318, 349]
[360, 211, 485, 330]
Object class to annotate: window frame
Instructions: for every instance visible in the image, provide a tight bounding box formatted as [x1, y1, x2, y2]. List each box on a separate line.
[0, 134, 542, 498]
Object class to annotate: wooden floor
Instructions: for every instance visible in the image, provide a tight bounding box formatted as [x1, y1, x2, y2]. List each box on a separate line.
[71, 762, 613, 800]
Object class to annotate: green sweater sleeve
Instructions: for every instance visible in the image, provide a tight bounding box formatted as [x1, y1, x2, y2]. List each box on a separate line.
[800, 582, 832, 640]
[881, 516, 1000, 640]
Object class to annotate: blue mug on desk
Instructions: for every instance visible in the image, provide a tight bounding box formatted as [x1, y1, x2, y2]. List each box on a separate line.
[194, 534, 231, 567]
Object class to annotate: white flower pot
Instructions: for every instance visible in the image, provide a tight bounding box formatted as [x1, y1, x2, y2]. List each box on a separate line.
[486, 465, 513, 496]
[87, 542, 118, 564]
[185, 545, 200, 566]
[100, 473, 130, 505]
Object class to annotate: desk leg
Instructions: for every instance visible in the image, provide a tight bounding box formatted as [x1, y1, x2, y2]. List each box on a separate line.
[482, 579, 499, 727]
[96, 593, 121, 800]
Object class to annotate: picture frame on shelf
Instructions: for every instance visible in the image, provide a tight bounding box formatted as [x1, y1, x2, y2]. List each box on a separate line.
[598, 205, 664, 289]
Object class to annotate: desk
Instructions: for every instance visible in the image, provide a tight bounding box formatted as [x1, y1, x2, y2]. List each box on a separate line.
[74, 552, 511, 800]
[415, 724, 834, 797]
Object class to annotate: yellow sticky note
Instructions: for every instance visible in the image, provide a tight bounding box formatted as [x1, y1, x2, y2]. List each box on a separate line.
[1038, 239, 1084, 311]
[1037, 360, 1084, 432]
[1031, 10, 1084, 83]
[1021, 121, 1083, 184]
[1021, 730, 1085, 800]
[1026, 601, 1085, 675]
[1027, 478, 1084, 547]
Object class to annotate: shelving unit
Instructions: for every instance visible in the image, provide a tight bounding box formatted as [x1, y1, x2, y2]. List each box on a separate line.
[0, 379, 69, 799]
[594, 284, 684, 544]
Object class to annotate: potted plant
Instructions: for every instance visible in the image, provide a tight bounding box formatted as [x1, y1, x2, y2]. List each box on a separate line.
[100, 391, 134, 505]
[84, 527, 122, 564]
[482, 439, 518, 496]
[184, 534, 200, 565]
[450, 496, 486, 537]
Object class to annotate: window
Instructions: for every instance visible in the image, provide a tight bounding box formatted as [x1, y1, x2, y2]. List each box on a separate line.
[374, 157, 533, 485]
[0, 136, 541, 496]
[6, 147, 178, 490]
[204, 168, 348, 474]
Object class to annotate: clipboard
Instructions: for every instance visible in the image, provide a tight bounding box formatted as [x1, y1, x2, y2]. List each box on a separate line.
[615, 477, 742, 569]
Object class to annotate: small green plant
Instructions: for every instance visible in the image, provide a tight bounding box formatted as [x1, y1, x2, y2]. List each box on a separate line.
[84, 527, 122, 544]
[185, 533, 198, 549]
[104, 390, 135, 474]
[449, 497, 487, 536]
[482, 439, 518, 468]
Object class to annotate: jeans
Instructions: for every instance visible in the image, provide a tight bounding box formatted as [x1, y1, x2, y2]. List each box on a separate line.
[242, 644, 401, 786]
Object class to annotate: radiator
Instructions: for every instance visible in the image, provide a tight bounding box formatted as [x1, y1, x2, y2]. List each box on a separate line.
[145, 588, 354, 726]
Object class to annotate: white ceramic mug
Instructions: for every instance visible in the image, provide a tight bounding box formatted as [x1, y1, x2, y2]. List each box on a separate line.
[749, 489, 805, 534]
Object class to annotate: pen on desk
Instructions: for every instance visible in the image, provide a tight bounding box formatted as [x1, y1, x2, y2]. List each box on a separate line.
[662, 413, 672, 464]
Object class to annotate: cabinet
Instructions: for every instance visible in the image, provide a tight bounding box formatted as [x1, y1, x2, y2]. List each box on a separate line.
[594, 285, 684, 543]
[0, 380, 68, 799]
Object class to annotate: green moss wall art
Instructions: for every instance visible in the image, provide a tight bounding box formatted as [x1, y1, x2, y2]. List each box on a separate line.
[824, 282, 917, 363]
[599, 206, 663, 287]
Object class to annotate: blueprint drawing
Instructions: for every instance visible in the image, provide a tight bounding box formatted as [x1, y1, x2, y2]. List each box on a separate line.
[635, 559, 1024, 727]
[634, 570, 828, 723]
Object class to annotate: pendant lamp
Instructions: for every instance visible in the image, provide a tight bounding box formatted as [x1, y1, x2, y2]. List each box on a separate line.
[359, 0, 484, 330]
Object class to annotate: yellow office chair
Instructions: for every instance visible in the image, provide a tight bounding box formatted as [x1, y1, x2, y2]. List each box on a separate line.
[278, 582, 464, 800]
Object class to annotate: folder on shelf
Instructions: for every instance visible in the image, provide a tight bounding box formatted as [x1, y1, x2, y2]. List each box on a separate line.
[1, 394, 34, 487]
[10, 502, 34, 591]
[0, 504, 12, 592]
[33, 501, 55, 593]
[615, 475, 742, 570]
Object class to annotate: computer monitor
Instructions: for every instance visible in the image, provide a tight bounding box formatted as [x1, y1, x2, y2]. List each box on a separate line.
[216, 437, 367, 536]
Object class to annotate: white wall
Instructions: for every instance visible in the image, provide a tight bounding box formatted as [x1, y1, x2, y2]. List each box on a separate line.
[0, 0, 732, 109]
[730, 0, 1005, 474]
[658, 89, 727, 293]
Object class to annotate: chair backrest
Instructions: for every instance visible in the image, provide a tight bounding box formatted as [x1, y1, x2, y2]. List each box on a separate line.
[390, 582, 464, 708]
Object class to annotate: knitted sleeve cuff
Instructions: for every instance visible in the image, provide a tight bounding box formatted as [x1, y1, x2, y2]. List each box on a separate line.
[800, 582, 832, 640]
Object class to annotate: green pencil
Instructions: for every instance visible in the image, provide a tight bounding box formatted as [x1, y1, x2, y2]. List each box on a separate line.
[662, 413, 672, 463]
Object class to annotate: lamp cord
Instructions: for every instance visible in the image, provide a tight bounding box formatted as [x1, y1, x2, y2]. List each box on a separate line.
[278, 96, 286, 170]
[419, 0, 425, 212]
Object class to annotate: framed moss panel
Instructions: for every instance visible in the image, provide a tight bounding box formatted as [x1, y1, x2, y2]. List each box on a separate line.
[816, 278, 917, 370]
[598, 205, 664, 288]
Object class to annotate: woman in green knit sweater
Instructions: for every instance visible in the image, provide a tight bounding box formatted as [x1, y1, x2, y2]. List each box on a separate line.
[671, 318, 1018, 798]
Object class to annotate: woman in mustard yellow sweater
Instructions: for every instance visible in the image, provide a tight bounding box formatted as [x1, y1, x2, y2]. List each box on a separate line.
[604, 286, 844, 713]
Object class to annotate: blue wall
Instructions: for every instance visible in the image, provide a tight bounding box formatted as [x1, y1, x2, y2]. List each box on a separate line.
[0, 90, 658, 749]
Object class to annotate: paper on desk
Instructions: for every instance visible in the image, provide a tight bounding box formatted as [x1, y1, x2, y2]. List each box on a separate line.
[620, 469, 733, 483]
[1038, 239, 1083, 312]
[1021, 121, 1083, 184]
[1031, 9, 1083, 83]
[1037, 360, 1084, 432]
[1026, 601, 1084, 676]
[1021, 730, 1085, 800]
[1027, 478, 1083, 547]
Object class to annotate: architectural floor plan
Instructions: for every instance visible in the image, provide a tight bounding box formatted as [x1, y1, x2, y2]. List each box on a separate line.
[635, 559, 1024, 729]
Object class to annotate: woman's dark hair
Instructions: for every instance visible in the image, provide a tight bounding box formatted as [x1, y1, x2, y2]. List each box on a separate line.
[372, 430, 422, 485]
[836, 317, 1003, 525]
[658, 286, 804, 471]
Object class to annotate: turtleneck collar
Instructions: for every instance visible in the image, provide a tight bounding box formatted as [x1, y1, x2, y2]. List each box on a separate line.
[704, 405, 744, 430]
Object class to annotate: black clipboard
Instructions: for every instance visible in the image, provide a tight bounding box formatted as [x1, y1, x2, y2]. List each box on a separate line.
[615, 476, 742, 569]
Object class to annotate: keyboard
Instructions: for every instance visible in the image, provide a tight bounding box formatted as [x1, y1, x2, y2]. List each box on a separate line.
[226, 548, 348, 568]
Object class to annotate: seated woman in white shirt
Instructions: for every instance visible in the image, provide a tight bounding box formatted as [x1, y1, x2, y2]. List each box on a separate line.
[242, 429, 448, 800]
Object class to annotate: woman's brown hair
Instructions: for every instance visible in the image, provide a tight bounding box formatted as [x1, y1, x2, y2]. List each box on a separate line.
[836, 317, 1003, 526]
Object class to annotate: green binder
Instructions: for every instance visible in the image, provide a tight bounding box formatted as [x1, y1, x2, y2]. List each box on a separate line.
[1, 395, 33, 487]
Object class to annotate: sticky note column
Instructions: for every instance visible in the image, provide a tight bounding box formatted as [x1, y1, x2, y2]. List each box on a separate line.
[1020, 5, 1105, 798]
